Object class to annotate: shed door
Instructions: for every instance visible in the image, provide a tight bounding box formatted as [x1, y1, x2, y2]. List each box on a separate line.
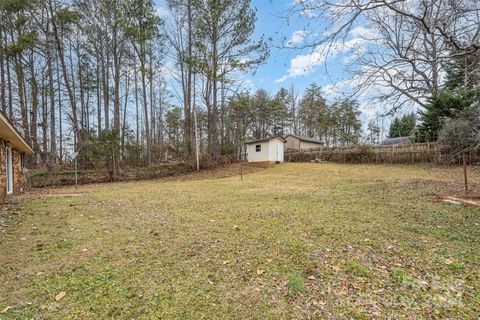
[277, 143, 284, 162]
[6, 147, 13, 194]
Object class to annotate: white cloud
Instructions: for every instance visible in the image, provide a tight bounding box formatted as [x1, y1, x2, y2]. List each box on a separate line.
[276, 37, 366, 83]
[287, 30, 307, 46]
[349, 26, 377, 39]
[276, 25, 382, 83]
[155, 6, 169, 19]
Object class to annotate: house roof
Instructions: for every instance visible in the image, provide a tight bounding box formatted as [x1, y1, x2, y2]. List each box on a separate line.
[0, 111, 34, 154]
[245, 136, 286, 144]
[380, 136, 413, 146]
[286, 134, 324, 144]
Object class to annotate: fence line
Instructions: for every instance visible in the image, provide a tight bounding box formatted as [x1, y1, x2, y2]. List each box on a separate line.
[284, 143, 469, 164]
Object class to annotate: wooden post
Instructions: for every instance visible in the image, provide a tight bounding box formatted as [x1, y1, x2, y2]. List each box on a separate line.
[463, 152, 468, 196]
[240, 161, 243, 180]
[75, 157, 78, 190]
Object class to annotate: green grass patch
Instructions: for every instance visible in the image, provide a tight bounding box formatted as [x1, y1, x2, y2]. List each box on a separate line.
[391, 267, 410, 284]
[287, 272, 305, 295]
[345, 259, 370, 277]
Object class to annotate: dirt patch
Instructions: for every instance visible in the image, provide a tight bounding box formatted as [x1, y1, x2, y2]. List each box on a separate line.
[406, 178, 479, 196]
[437, 195, 480, 207]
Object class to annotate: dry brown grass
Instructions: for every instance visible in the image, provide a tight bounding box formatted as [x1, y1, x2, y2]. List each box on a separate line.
[0, 163, 479, 319]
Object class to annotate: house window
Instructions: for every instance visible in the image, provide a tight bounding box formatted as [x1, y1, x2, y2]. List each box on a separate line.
[255, 144, 261, 152]
[6, 147, 13, 195]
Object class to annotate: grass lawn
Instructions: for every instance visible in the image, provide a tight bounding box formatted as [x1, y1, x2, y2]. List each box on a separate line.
[1, 163, 479, 319]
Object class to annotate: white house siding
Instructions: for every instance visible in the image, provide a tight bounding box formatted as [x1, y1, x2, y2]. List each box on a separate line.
[247, 137, 285, 162]
[268, 140, 277, 161]
[247, 141, 270, 162]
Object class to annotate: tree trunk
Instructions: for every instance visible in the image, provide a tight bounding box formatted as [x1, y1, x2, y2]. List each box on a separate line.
[48, 0, 80, 146]
[41, 73, 48, 165]
[77, 43, 86, 130]
[0, 24, 6, 114]
[141, 59, 151, 165]
[13, 53, 29, 143]
[56, 57, 63, 162]
[103, 48, 110, 130]
[121, 72, 129, 158]
[96, 47, 101, 136]
[113, 33, 121, 132]
[184, 0, 193, 157]
[210, 32, 219, 162]
[134, 60, 139, 145]
[47, 34, 56, 167]
[149, 51, 155, 147]
[29, 53, 40, 164]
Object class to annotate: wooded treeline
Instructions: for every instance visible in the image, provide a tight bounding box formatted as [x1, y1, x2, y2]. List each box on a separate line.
[1, 0, 168, 173]
[223, 84, 363, 158]
[0, 0, 271, 173]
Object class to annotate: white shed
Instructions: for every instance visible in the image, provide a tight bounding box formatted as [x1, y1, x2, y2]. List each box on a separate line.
[246, 136, 286, 163]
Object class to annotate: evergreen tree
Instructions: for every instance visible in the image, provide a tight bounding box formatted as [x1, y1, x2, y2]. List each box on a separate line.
[297, 83, 328, 140]
[416, 91, 473, 142]
[416, 51, 480, 142]
[330, 100, 362, 146]
[388, 113, 416, 138]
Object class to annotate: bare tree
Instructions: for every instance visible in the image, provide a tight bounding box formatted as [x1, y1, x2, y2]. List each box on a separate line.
[287, 0, 480, 111]
[166, 0, 196, 158]
[346, 9, 448, 111]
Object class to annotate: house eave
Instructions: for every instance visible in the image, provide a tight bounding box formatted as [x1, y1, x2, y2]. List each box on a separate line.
[0, 111, 34, 154]
[245, 136, 286, 145]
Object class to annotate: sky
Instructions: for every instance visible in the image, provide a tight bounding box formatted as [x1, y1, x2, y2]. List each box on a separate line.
[154, 0, 398, 130]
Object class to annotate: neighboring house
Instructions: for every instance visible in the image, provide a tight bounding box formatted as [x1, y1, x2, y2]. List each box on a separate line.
[284, 134, 324, 150]
[246, 136, 286, 163]
[381, 136, 413, 146]
[0, 111, 34, 201]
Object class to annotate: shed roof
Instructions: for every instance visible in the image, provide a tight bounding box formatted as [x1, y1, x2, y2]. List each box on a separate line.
[286, 134, 324, 144]
[245, 136, 286, 144]
[0, 111, 34, 154]
[380, 136, 413, 146]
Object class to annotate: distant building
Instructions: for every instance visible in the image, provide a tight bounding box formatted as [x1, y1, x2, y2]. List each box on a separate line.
[380, 136, 413, 146]
[245, 136, 286, 163]
[0, 111, 33, 201]
[284, 134, 324, 150]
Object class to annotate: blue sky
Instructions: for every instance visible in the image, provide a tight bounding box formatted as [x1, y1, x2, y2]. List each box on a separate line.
[156, 0, 346, 94]
[155, 0, 394, 127]
[238, 0, 350, 97]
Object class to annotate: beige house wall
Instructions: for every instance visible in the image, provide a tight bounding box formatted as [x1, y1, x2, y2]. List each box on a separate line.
[299, 141, 323, 149]
[285, 135, 323, 150]
[285, 136, 300, 150]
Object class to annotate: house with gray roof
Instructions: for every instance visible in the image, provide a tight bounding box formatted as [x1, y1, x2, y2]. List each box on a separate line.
[380, 136, 413, 146]
[284, 134, 325, 150]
